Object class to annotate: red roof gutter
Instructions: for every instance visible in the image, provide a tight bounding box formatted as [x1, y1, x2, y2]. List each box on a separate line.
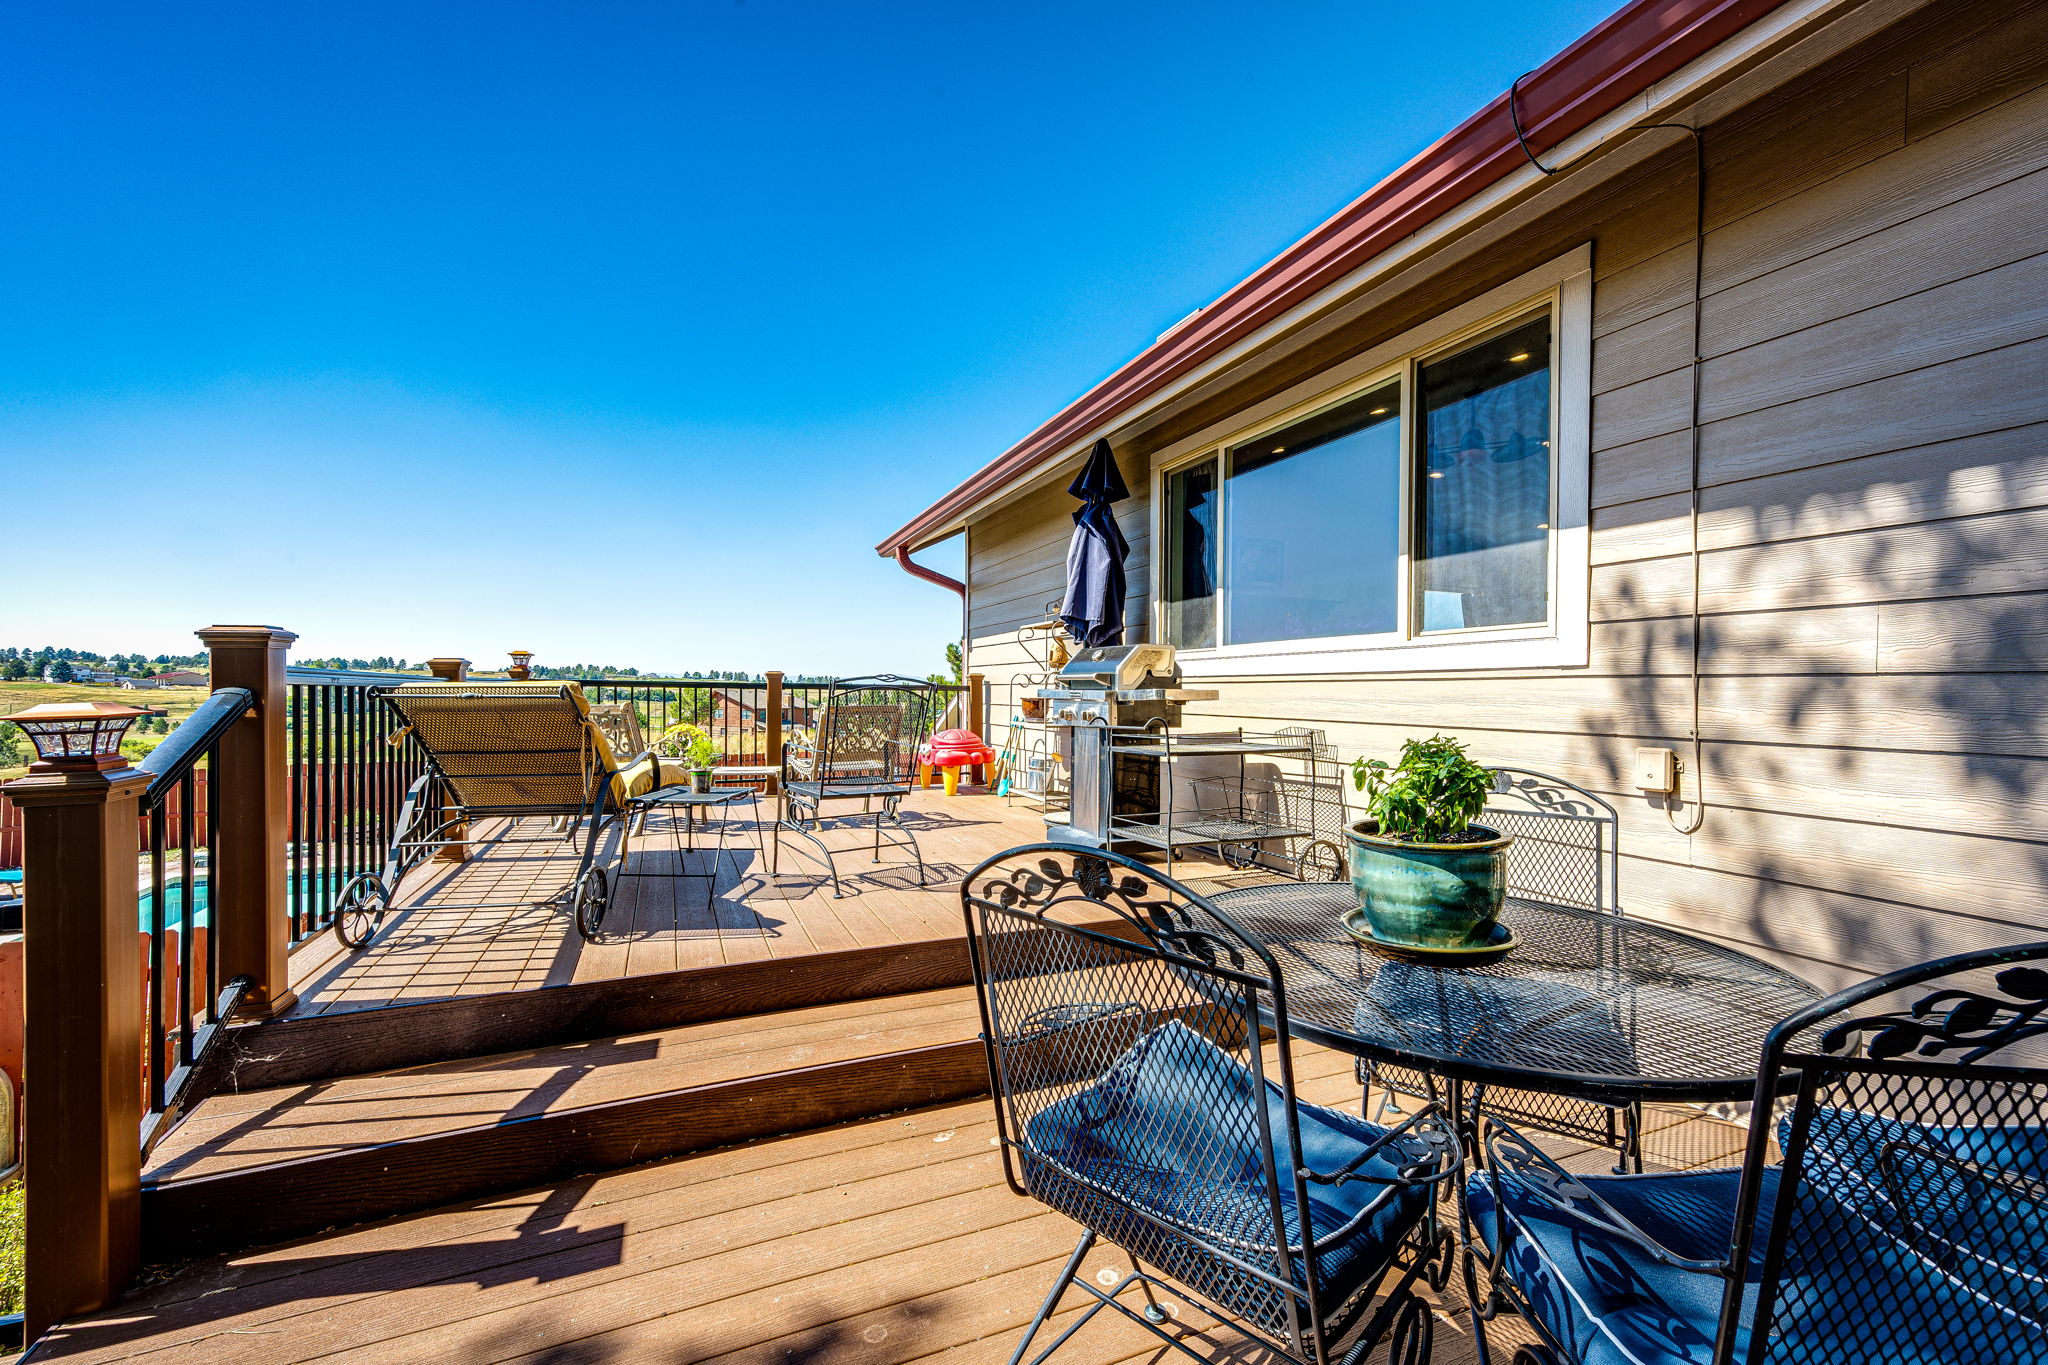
[877, 0, 1787, 557]
[893, 545, 965, 596]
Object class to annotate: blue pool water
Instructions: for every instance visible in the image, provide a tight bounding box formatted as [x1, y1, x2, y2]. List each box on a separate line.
[137, 871, 346, 930]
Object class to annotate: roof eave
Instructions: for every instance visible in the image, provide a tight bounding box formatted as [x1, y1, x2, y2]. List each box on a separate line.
[876, 0, 1802, 557]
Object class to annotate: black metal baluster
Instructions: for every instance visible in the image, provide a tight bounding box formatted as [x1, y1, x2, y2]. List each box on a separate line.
[289, 684, 305, 939]
[177, 768, 197, 1068]
[204, 744, 221, 1023]
[316, 685, 332, 929]
[147, 800, 167, 1114]
[347, 687, 361, 886]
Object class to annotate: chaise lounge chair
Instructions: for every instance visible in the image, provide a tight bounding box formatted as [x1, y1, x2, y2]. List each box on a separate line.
[327, 680, 684, 949]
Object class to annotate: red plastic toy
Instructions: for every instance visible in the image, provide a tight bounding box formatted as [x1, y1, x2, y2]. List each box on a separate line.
[918, 728, 997, 795]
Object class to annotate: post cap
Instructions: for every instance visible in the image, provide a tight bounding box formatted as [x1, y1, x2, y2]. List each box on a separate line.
[195, 625, 298, 649]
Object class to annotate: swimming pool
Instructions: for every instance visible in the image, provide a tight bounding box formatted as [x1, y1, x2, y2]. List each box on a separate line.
[136, 870, 347, 930]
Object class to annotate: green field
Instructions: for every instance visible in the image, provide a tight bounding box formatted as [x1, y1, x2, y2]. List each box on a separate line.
[0, 681, 213, 783]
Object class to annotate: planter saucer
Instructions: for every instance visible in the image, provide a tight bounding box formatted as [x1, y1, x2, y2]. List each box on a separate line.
[1340, 907, 1517, 966]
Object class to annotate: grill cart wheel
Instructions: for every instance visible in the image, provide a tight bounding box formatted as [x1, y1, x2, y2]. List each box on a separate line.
[573, 866, 608, 940]
[1387, 1293, 1433, 1365]
[332, 873, 390, 950]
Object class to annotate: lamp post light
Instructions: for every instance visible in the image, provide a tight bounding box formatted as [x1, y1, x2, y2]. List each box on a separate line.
[507, 651, 535, 681]
[4, 701, 162, 773]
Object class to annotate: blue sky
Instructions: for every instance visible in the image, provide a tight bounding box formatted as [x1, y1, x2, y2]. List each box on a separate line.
[3, 0, 1616, 675]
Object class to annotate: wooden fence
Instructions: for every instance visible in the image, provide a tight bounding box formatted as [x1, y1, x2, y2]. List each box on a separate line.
[1, 771, 212, 871]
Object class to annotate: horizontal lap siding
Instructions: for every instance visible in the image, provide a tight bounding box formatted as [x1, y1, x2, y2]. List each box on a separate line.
[959, 0, 2048, 988]
[969, 477, 1153, 716]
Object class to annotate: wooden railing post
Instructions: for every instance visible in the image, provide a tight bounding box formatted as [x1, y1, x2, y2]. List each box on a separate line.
[423, 658, 470, 859]
[967, 672, 986, 788]
[195, 626, 297, 1019]
[764, 672, 784, 796]
[5, 764, 147, 1336]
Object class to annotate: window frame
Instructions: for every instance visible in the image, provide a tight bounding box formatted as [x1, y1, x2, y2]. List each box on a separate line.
[1150, 248, 1592, 677]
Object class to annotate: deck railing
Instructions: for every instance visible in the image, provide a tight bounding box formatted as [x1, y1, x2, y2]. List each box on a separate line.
[1, 633, 986, 1340]
[134, 688, 254, 1152]
[286, 679, 428, 943]
[4, 624, 301, 1337]
[569, 674, 973, 779]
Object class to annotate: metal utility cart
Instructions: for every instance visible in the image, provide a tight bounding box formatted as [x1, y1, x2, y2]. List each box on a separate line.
[1109, 726, 1347, 877]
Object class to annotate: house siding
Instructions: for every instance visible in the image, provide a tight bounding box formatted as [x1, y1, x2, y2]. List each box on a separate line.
[963, 0, 2048, 990]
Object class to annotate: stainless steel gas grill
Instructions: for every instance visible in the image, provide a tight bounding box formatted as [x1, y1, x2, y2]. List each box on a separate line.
[1035, 644, 1216, 851]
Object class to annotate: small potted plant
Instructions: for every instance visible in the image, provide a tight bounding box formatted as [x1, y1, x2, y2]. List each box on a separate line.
[1346, 735, 1512, 952]
[659, 723, 722, 794]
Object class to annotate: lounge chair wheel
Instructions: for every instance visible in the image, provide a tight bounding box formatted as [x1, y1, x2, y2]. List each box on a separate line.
[333, 873, 389, 950]
[573, 867, 608, 940]
[1510, 1347, 1561, 1365]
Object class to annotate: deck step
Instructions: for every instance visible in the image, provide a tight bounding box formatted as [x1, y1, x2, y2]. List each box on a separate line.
[141, 986, 988, 1261]
[241, 934, 988, 1090]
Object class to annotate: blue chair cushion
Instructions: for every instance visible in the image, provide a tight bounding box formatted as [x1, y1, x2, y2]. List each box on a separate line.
[1786, 1107, 2048, 1335]
[1364, 959, 1637, 1079]
[1472, 1141, 2048, 1365]
[1023, 1020, 1432, 1312]
[1469, 1166, 1770, 1365]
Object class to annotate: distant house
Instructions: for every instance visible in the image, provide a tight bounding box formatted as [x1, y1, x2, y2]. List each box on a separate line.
[153, 669, 209, 687]
[708, 689, 815, 733]
[117, 677, 162, 690]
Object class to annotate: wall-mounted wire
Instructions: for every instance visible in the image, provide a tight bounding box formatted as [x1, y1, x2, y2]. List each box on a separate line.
[1506, 72, 1709, 834]
[1634, 122, 1709, 837]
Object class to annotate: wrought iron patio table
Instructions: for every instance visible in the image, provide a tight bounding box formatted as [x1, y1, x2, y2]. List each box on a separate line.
[1204, 881, 1821, 1108]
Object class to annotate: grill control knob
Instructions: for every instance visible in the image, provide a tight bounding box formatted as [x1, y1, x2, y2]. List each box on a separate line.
[1055, 707, 1077, 722]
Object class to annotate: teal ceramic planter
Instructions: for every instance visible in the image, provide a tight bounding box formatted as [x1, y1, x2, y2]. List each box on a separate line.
[1345, 820, 1512, 949]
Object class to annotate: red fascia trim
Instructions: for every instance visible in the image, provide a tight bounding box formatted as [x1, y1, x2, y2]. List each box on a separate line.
[894, 545, 966, 596]
[877, 0, 1787, 557]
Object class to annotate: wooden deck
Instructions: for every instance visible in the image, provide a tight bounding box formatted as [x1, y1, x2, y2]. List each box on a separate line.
[77, 784, 1757, 1365]
[51, 1040, 1753, 1365]
[285, 790, 1047, 1016]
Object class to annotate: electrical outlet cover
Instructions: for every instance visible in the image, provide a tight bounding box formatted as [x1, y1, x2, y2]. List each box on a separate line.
[1633, 746, 1678, 793]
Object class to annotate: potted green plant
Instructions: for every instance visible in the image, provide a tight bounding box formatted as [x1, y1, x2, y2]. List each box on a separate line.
[659, 723, 722, 793]
[1345, 735, 1512, 952]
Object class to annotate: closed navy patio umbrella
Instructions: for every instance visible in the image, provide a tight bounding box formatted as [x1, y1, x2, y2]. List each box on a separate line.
[1059, 439, 1131, 648]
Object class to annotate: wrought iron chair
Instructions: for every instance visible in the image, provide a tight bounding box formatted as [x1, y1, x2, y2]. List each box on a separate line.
[773, 675, 943, 896]
[1468, 939, 2048, 1365]
[1367, 769, 1644, 1169]
[962, 844, 1461, 1365]
[328, 681, 681, 949]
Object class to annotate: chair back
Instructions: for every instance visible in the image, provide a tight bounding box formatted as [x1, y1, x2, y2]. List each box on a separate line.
[961, 844, 1342, 1351]
[383, 681, 628, 816]
[586, 703, 646, 762]
[1728, 942, 2048, 1364]
[1484, 768, 1620, 913]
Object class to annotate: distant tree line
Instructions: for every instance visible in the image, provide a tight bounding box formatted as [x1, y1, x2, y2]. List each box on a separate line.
[296, 657, 415, 672]
[0, 645, 208, 681]
[2, 645, 954, 689]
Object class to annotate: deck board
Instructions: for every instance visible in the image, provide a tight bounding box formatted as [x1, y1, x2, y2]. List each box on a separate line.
[286, 791, 1054, 1017]
[47, 1047, 1751, 1365]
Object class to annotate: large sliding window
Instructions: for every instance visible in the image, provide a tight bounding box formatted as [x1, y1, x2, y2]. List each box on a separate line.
[1159, 305, 1559, 653]
[1416, 314, 1552, 631]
